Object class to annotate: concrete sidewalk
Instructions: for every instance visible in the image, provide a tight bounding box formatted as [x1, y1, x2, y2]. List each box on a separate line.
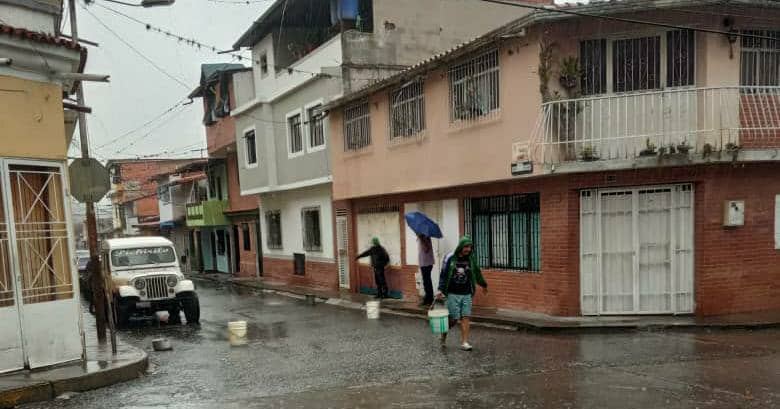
[0, 311, 148, 409]
[191, 272, 780, 332]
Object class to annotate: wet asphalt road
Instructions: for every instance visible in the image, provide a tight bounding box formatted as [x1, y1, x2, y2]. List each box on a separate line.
[22, 279, 780, 409]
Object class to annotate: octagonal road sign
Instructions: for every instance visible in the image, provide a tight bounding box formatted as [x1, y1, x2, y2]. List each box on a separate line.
[69, 158, 110, 203]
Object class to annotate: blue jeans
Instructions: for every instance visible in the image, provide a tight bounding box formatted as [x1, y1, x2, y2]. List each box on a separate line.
[446, 293, 473, 320]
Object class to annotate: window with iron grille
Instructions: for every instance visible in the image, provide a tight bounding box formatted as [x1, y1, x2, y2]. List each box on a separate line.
[288, 113, 303, 155]
[580, 39, 607, 95]
[741, 30, 780, 87]
[244, 129, 257, 165]
[667, 30, 696, 87]
[344, 100, 371, 151]
[242, 223, 251, 251]
[464, 193, 540, 271]
[390, 80, 425, 139]
[265, 210, 282, 250]
[307, 104, 325, 149]
[613, 36, 661, 92]
[449, 49, 499, 122]
[301, 207, 322, 252]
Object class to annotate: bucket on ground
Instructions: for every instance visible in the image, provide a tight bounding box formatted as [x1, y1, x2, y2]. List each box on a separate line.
[428, 306, 449, 334]
[228, 320, 248, 346]
[366, 300, 381, 319]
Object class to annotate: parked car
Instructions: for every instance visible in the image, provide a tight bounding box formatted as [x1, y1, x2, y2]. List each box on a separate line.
[101, 237, 200, 326]
[76, 249, 93, 305]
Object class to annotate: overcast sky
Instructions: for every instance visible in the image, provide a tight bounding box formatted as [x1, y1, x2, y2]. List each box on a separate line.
[66, 0, 270, 162]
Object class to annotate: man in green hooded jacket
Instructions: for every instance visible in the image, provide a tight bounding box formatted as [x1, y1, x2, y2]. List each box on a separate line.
[436, 236, 487, 351]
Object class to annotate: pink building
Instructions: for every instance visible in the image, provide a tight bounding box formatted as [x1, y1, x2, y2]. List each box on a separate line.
[326, 1, 780, 317]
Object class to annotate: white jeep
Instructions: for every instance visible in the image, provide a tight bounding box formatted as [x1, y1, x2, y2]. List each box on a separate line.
[102, 237, 200, 326]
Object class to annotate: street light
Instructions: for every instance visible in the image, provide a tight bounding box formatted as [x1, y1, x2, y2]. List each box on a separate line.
[98, 0, 175, 7]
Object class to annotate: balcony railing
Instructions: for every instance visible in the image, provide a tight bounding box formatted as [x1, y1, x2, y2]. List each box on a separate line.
[185, 200, 228, 227]
[531, 86, 780, 165]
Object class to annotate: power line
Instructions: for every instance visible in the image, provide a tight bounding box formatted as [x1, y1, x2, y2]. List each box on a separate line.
[80, 3, 193, 89]
[93, 97, 191, 150]
[90, 1, 380, 82]
[481, 0, 780, 42]
[206, 0, 272, 4]
[111, 102, 196, 154]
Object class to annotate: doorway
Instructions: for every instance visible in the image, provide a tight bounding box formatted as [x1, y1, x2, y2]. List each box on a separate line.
[580, 184, 694, 315]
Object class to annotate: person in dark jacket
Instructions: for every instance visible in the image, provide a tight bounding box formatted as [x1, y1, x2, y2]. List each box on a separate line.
[436, 236, 487, 351]
[356, 237, 390, 299]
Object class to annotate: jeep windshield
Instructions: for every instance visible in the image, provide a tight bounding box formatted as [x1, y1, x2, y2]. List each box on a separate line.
[111, 246, 176, 267]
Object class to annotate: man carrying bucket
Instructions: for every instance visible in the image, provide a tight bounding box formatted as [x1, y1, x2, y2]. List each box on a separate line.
[436, 236, 487, 351]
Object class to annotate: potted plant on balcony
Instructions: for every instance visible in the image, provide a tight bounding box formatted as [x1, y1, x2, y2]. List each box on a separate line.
[725, 142, 741, 161]
[580, 144, 599, 161]
[676, 141, 692, 155]
[639, 138, 657, 157]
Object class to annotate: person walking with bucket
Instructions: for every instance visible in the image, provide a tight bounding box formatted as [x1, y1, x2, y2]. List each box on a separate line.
[356, 237, 391, 299]
[436, 236, 487, 351]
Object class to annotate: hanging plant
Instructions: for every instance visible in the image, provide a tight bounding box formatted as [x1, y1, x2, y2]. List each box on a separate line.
[559, 56, 581, 92]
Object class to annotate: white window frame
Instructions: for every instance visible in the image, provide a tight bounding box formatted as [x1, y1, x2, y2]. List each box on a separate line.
[304, 99, 327, 153]
[775, 194, 780, 250]
[301, 206, 323, 253]
[389, 79, 425, 140]
[259, 52, 269, 77]
[286, 109, 305, 158]
[265, 210, 283, 250]
[579, 28, 697, 96]
[448, 48, 500, 123]
[740, 29, 780, 87]
[343, 99, 371, 151]
[243, 126, 258, 169]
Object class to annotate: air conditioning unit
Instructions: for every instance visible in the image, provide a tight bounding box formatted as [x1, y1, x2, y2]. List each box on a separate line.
[511, 142, 532, 176]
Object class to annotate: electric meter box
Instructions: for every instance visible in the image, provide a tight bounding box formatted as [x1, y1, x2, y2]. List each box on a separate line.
[723, 200, 745, 227]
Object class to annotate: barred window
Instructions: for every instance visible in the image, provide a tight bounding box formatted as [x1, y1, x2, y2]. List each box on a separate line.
[301, 207, 322, 252]
[244, 129, 257, 165]
[344, 100, 371, 151]
[741, 30, 780, 87]
[580, 39, 607, 95]
[613, 36, 661, 92]
[464, 193, 540, 271]
[265, 210, 282, 250]
[449, 49, 499, 122]
[667, 30, 696, 87]
[390, 80, 425, 139]
[288, 113, 303, 155]
[307, 104, 325, 149]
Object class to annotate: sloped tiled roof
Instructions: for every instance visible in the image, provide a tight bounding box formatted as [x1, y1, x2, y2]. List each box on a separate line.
[0, 24, 84, 51]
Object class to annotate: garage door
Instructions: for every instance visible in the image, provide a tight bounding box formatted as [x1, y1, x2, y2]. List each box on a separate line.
[581, 184, 694, 315]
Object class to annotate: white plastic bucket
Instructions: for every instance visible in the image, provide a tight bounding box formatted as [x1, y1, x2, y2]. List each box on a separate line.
[228, 321, 248, 346]
[428, 308, 449, 334]
[366, 301, 381, 319]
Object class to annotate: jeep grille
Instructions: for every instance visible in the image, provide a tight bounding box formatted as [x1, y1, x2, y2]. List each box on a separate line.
[145, 275, 172, 300]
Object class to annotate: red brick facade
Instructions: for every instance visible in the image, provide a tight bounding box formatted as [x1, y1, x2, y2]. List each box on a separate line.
[261, 256, 339, 290]
[229, 216, 260, 278]
[338, 163, 780, 317]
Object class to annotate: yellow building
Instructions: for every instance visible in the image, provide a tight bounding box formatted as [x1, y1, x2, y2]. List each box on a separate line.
[0, 0, 87, 372]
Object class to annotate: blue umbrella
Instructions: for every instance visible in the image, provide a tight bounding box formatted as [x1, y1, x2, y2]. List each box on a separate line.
[404, 212, 443, 239]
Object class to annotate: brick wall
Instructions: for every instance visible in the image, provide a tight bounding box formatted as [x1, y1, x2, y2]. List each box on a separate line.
[226, 152, 256, 212]
[262, 256, 339, 290]
[342, 162, 780, 317]
[739, 94, 780, 149]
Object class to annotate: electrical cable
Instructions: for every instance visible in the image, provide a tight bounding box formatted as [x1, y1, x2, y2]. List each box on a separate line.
[80, 3, 193, 89]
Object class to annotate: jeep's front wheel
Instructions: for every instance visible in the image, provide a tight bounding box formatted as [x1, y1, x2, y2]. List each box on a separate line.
[181, 293, 200, 325]
[113, 296, 134, 328]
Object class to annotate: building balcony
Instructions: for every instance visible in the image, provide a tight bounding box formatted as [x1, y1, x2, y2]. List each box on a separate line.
[185, 200, 229, 227]
[529, 86, 780, 172]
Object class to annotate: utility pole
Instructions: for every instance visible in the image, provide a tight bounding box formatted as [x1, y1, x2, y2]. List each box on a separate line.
[68, 0, 115, 351]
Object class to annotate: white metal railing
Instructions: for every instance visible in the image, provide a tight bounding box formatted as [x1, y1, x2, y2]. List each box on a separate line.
[531, 86, 780, 165]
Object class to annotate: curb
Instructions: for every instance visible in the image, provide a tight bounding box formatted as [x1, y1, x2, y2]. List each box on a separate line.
[0, 352, 148, 409]
[191, 275, 780, 333]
